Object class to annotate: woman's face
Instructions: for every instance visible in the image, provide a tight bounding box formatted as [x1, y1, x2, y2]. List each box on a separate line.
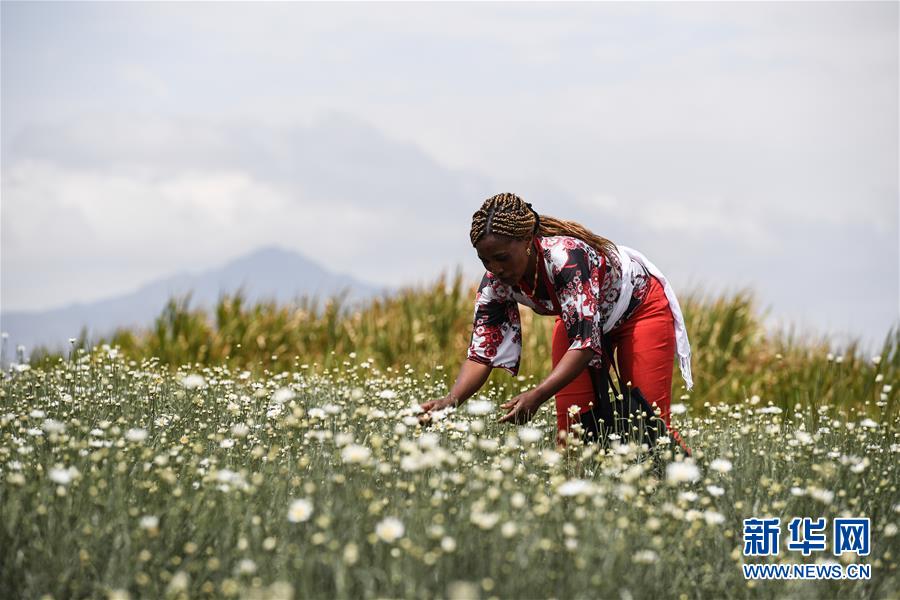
[474, 233, 531, 287]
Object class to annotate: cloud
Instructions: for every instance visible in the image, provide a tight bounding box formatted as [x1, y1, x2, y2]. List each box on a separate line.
[117, 63, 172, 101]
[0, 113, 503, 310]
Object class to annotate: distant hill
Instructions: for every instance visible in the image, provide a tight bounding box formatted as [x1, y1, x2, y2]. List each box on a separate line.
[0, 246, 391, 360]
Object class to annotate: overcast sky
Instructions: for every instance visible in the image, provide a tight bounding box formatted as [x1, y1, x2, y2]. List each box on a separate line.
[2, 1, 897, 351]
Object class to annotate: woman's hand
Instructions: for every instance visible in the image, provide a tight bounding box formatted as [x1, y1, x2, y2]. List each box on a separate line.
[497, 349, 594, 426]
[498, 389, 547, 425]
[418, 395, 458, 424]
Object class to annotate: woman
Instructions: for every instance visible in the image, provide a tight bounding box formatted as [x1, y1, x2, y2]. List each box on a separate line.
[420, 193, 693, 454]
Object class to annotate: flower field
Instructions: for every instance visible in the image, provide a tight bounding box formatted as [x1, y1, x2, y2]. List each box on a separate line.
[1, 342, 898, 599]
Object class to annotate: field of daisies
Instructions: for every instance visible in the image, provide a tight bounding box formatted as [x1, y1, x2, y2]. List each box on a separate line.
[1, 344, 897, 600]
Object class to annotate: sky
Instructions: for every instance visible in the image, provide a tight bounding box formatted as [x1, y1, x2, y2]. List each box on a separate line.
[1, 1, 898, 352]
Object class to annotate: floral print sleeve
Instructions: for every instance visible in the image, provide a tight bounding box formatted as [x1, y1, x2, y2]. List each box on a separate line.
[548, 238, 607, 365]
[466, 272, 522, 376]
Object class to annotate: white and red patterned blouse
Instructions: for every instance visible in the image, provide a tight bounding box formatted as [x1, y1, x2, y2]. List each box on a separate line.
[466, 235, 651, 376]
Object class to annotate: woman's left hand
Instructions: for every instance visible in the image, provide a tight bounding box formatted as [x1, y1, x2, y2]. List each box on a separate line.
[498, 389, 546, 425]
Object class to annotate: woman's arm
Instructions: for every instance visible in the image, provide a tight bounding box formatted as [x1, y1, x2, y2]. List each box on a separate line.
[498, 347, 595, 424]
[532, 347, 595, 402]
[420, 358, 493, 413]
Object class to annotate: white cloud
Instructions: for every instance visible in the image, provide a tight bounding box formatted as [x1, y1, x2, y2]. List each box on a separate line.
[117, 63, 172, 101]
[0, 114, 488, 310]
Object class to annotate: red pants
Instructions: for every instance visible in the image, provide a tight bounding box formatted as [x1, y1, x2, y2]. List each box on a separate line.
[551, 275, 691, 454]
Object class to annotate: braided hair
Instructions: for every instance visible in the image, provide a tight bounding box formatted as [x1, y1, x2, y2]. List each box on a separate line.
[469, 192, 617, 259]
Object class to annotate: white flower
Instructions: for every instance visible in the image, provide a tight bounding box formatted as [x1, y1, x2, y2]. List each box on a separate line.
[400, 455, 423, 472]
[709, 458, 733, 473]
[670, 403, 687, 415]
[850, 458, 870, 473]
[666, 460, 701, 484]
[557, 479, 594, 497]
[41, 419, 66, 434]
[375, 517, 405, 543]
[140, 515, 159, 530]
[441, 536, 457, 552]
[287, 498, 313, 523]
[517, 427, 543, 443]
[323, 403, 342, 415]
[501, 522, 518, 538]
[703, 511, 726, 525]
[417, 432, 440, 449]
[429, 406, 455, 422]
[272, 388, 295, 404]
[511, 492, 527, 509]
[343, 543, 359, 565]
[477, 439, 499, 452]
[808, 487, 835, 505]
[334, 432, 354, 447]
[378, 390, 398, 400]
[181, 374, 206, 390]
[215, 469, 242, 485]
[633, 549, 658, 564]
[48, 466, 79, 485]
[231, 423, 250, 438]
[341, 444, 371, 464]
[29, 410, 46, 418]
[541, 449, 561, 467]
[219, 438, 235, 449]
[859, 418, 878, 429]
[794, 431, 814, 445]
[167, 571, 189, 594]
[706, 485, 725, 497]
[308, 407, 326, 420]
[236, 559, 257, 575]
[125, 428, 149, 443]
[466, 399, 494, 416]
[679, 491, 699, 503]
[757, 406, 783, 414]
[470, 511, 500, 530]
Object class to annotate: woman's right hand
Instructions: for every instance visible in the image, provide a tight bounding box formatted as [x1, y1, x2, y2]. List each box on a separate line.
[418, 395, 458, 424]
[418, 360, 491, 424]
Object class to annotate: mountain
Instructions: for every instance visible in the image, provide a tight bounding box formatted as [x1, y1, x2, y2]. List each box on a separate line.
[0, 246, 391, 360]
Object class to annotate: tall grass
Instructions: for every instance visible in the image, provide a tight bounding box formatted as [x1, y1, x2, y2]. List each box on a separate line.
[29, 270, 899, 414]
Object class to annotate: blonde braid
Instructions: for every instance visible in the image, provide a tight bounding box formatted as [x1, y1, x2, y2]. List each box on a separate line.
[470, 193, 616, 259]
